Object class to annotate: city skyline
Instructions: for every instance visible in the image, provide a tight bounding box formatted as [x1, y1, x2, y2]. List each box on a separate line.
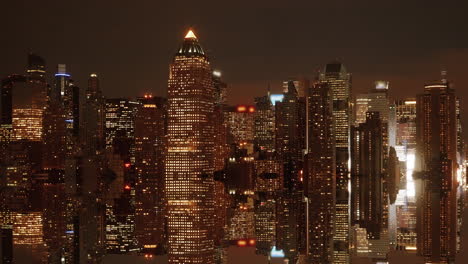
[1, 2, 468, 264]
[1, 2, 468, 130]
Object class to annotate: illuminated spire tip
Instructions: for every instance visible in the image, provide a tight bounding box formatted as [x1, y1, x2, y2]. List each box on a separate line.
[184, 30, 197, 39]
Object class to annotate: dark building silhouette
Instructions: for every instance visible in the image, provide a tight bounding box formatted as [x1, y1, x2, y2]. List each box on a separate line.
[415, 78, 458, 263]
[351, 112, 384, 239]
[305, 81, 335, 263]
[134, 95, 166, 252]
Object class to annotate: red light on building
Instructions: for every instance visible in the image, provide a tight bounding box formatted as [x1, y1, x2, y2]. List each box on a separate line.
[248, 239, 256, 246]
[124, 185, 131, 190]
[248, 106, 255, 113]
[237, 106, 247, 112]
[124, 163, 131, 168]
[237, 240, 247, 247]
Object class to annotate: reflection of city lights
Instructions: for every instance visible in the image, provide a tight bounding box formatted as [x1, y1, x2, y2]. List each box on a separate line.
[270, 94, 284, 105]
[457, 167, 463, 185]
[406, 152, 415, 197]
[237, 106, 246, 112]
[237, 240, 247, 247]
[270, 246, 285, 258]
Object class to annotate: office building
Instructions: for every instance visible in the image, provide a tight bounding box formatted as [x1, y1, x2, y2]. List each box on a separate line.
[304, 82, 335, 263]
[415, 77, 457, 263]
[165, 30, 216, 263]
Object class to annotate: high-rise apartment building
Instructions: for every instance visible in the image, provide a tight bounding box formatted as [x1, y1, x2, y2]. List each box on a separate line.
[165, 30, 216, 264]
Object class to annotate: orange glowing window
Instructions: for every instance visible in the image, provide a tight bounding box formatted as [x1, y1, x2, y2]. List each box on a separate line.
[237, 240, 247, 247]
[249, 239, 256, 246]
[237, 106, 246, 112]
[124, 185, 131, 190]
[248, 106, 255, 113]
[124, 163, 131, 168]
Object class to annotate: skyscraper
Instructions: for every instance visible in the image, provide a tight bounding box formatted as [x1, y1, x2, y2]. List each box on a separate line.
[282, 77, 309, 98]
[165, 30, 216, 263]
[415, 77, 457, 263]
[4, 54, 48, 143]
[82, 73, 105, 156]
[254, 91, 275, 154]
[134, 95, 166, 252]
[350, 111, 390, 260]
[394, 99, 417, 249]
[355, 81, 390, 125]
[275, 81, 305, 191]
[26, 52, 46, 79]
[1, 75, 26, 144]
[52, 64, 80, 147]
[305, 81, 335, 263]
[105, 98, 139, 162]
[319, 62, 351, 263]
[351, 112, 384, 239]
[274, 81, 306, 262]
[212, 70, 229, 173]
[225, 105, 255, 153]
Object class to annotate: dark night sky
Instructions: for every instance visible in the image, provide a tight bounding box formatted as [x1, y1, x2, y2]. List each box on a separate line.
[1, 1, 468, 130]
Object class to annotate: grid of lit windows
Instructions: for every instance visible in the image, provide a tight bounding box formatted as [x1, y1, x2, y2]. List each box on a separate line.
[165, 31, 216, 264]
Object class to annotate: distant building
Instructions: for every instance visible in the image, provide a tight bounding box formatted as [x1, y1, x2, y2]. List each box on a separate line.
[82, 73, 105, 156]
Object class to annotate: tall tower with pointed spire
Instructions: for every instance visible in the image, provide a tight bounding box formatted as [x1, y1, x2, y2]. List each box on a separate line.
[165, 29, 216, 264]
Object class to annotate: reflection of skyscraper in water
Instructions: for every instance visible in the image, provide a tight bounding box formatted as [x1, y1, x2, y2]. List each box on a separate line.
[319, 62, 351, 263]
[415, 75, 458, 263]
